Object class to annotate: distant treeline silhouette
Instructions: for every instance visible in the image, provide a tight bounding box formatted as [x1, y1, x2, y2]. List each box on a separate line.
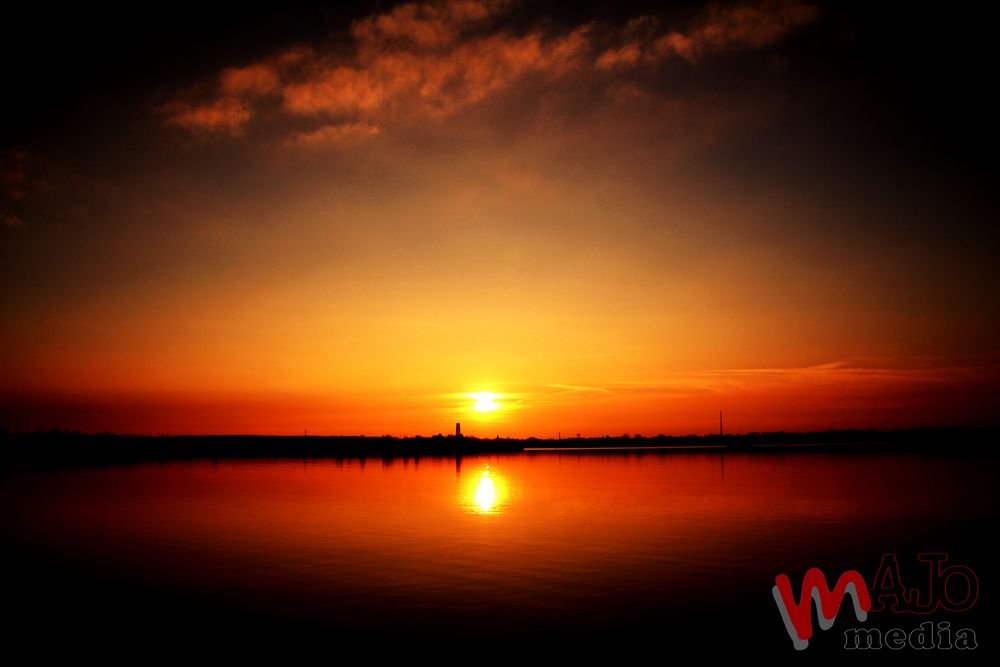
[0, 426, 996, 468]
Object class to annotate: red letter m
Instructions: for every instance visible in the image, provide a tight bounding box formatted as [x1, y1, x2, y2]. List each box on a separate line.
[773, 568, 871, 650]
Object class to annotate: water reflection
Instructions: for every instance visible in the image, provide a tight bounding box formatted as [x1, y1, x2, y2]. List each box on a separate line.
[2, 450, 996, 657]
[475, 470, 496, 512]
[464, 464, 507, 515]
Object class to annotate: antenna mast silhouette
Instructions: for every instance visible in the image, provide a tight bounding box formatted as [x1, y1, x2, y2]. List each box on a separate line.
[719, 411, 724, 437]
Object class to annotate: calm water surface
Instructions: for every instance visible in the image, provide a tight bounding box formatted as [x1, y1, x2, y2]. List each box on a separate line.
[2, 450, 995, 658]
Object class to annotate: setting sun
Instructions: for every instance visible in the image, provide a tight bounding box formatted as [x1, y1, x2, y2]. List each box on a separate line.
[469, 392, 500, 413]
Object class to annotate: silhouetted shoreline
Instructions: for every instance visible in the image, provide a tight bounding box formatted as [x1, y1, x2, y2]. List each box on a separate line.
[0, 426, 996, 468]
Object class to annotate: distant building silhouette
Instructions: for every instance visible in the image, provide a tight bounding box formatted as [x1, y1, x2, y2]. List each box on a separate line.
[456, 422, 462, 438]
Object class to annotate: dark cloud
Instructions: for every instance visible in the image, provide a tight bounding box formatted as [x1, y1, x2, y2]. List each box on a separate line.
[1, 149, 50, 230]
[0, 213, 25, 229]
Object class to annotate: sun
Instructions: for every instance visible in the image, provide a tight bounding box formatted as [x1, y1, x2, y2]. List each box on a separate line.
[469, 391, 500, 413]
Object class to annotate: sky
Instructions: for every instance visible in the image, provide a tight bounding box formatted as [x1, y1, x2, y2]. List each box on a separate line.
[1, 0, 998, 436]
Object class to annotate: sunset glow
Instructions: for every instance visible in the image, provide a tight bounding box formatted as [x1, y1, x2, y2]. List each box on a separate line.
[3, 4, 998, 663]
[1, 1, 997, 437]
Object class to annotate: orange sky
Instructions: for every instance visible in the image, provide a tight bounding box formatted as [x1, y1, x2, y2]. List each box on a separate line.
[1, 0, 998, 435]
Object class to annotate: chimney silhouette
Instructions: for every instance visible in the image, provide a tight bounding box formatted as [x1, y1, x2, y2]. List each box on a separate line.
[456, 422, 462, 438]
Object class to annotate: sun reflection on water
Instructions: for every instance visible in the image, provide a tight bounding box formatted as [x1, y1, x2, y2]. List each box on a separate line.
[463, 465, 507, 515]
[476, 471, 496, 512]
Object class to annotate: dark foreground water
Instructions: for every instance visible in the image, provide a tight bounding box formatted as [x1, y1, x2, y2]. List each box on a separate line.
[1, 448, 995, 662]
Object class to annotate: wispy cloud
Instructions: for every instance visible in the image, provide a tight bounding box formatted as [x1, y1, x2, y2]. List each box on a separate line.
[349, 0, 507, 51]
[160, 98, 253, 135]
[684, 0, 817, 56]
[545, 384, 612, 394]
[159, 0, 818, 143]
[609, 358, 1000, 395]
[289, 121, 381, 148]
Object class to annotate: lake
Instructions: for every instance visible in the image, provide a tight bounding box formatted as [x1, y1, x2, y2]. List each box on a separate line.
[1, 448, 995, 660]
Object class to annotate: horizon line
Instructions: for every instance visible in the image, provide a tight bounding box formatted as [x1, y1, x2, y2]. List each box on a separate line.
[4, 424, 996, 439]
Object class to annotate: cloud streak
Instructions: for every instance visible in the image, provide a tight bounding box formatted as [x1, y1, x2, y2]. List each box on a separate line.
[289, 121, 381, 148]
[609, 359, 1000, 395]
